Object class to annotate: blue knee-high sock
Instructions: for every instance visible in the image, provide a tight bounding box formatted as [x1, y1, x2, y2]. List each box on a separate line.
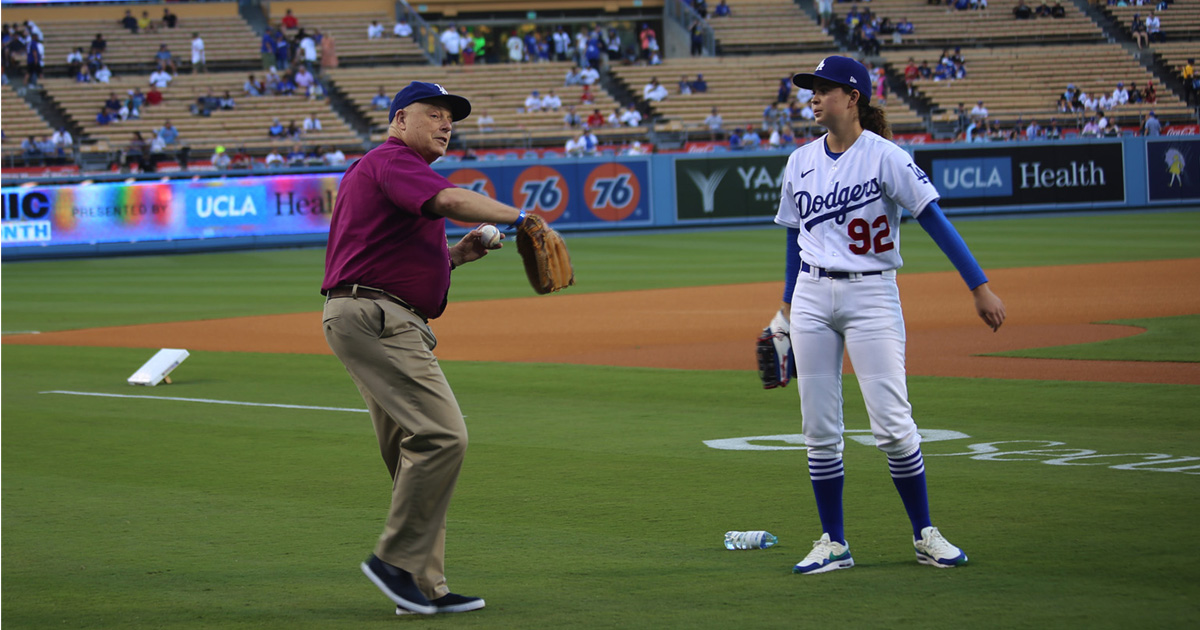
[808, 455, 845, 544]
[889, 449, 932, 539]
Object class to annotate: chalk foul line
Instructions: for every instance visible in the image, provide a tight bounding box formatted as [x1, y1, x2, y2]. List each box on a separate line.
[40, 390, 368, 414]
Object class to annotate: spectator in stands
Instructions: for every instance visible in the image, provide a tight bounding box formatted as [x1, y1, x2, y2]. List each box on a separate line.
[604, 27, 622, 64]
[541, 90, 563, 111]
[146, 85, 163, 106]
[51, 127, 72, 155]
[1111, 81, 1129, 107]
[762, 102, 779, 130]
[20, 135, 43, 164]
[714, 0, 731, 17]
[1013, 0, 1034, 18]
[163, 8, 178, 29]
[371, 86, 389, 109]
[477, 109, 496, 131]
[677, 75, 693, 96]
[565, 129, 586, 156]
[897, 17, 915, 39]
[1145, 10, 1164, 43]
[581, 127, 599, 155]
[691, 74, 708, 93]
[94, 62, 112, 84]
[970, 100, 989, 123]
[1051, 2, 1066, 17]
[269, 117, 287, 138]
[260, 28, 277, 70]
[728, 127, 743, 150]
[149, 62, 173, 88]
[104, 92, 122, 113]
[281, 9, 299, 30]
[580, 65, 600, 85]
[286, 144, 307, 165]
[89, 32, 108, 56]
[159, 117, 180, 142]
[743, 125, 761, 149]
[94, 106, 113, 126]
[606, 106, 623, 127]
[275, 70, 297, 95]
[565, 66, 583, 85]
[1025, 119, 1043, 139]
[297, 30, 317, 72]
[191, 33, 206, 74]
[220, 90, 236, 110]
[506, 31, 524, 63]
[286, 119, 302, 139]
[1142, 110, 1161, 136]
[154, 45, 178, 75]
[322, 145, 347, 166]
[704, 106, 724, 136]
[776, 77, 792, 104]
[394, 18, 413, 39]
[1184, 59, 1196, 105]
[585, 31, 603, 69]
[1081, 115, 1100, 137]
[265, 148, 285, 167]
[524, 90, 543, 112]
[212, 146, 232, 170]
[303, 113, 322, 133]
[580, 84, 595, 105]
[1043, 118, 1061, 139]
[66, 47, 84, 79]
[689, 20, 705, 56]
[1143, 81, 1157, 104]
[441, 23, 463, 65]
[587, 108, 605, 128]
[1035, 1, 1052, 17]
[24, 34, 43, 87]
[318, 29, 337, 69]
[368, 21, 384, 40]
[563, 105, 582, 128]
[245, 74, 264, 96]
[122, 131, 148, 170]
[273, 31, 290, 70]
[638, 23, 655, 63]
[1096, 109, 1112, 136]
[295, 65, 316, 98]
[859, 21, 880, 56]
[1131, 13, 1149, 49]
[643, 77, 668, 102]
[619, 104, 643, 127]
[121, 10, 139, 34]
[191, 89, 219, 116]
[137, 11, 155, 34]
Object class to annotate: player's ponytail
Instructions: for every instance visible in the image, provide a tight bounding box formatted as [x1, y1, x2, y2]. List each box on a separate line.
[858, 101, 892, 140]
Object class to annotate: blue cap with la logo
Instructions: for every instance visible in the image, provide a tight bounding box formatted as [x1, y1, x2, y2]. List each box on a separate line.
[389, 81, 472, 123]
[792, 56, 873, 104]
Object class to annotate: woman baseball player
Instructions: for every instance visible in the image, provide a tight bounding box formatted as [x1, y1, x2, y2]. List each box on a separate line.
[773, 56, 1006, 574]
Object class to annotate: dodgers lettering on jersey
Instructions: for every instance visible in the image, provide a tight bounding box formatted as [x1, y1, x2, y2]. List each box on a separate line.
[775, 131, 939, 273]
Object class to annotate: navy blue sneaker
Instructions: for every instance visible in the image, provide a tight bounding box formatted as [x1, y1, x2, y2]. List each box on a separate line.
[396, 593, 486, 615]
[360, 555, 436, 615]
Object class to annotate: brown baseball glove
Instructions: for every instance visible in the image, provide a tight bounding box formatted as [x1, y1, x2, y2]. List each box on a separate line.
[516, 213, 575, 294]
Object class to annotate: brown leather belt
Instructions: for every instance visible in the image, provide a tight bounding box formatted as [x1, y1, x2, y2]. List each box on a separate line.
[325, 285, 428, 322]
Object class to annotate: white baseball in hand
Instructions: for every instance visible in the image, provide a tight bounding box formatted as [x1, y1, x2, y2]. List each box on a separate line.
[478, 224, 502, 249]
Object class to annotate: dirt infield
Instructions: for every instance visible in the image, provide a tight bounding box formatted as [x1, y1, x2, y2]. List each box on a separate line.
[6, 259, 1200, 385]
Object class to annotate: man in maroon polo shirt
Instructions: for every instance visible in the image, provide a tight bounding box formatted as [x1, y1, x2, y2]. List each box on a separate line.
[321, 81, 528, 616]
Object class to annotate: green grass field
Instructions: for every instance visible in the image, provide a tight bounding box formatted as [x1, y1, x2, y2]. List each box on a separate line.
[3, 211, 1199, 629]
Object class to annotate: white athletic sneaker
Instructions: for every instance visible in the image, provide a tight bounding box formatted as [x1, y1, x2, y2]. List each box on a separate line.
[914, 526, 968, 568]
[792, 533, 854, 575]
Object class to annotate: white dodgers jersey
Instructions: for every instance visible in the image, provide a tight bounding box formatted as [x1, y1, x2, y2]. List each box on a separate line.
[775, 131, 939, 273]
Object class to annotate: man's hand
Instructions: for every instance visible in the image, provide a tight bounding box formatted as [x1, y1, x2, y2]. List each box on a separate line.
[449, 227, 505, 268]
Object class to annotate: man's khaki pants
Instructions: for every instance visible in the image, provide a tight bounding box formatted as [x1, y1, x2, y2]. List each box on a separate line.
[323, 295, 466, 599]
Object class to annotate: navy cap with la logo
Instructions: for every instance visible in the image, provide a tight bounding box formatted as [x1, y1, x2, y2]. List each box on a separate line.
[389, 81, 472, 123]
[792, 56, 873, 104]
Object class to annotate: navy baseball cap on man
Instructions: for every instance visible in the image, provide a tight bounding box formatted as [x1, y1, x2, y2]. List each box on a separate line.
[792, 56, 872, 104]
[388, 81, 471, 123]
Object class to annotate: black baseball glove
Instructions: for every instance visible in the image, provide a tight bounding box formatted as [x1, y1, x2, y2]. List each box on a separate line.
[756, 309, 796, 389]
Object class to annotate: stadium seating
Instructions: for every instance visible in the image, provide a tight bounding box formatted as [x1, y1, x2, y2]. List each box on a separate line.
[889, 44, 1194, 129]
[274, 13, 427, 66]
[2, 86, 61, 162]
[608, 55, 927, 134]
[325, 62, 648, 148]
[853, 0, 1103, 47]
[1103, 1, 1200, 41]
[35, 16, 261, 74]
[39, 73, 363, 159]
[704, 0, 835, 53]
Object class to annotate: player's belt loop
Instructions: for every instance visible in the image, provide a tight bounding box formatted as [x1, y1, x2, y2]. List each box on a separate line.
[848, 272, 864, 283]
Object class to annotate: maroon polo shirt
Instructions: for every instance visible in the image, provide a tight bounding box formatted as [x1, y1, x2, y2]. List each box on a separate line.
[322, 137, 456, 318]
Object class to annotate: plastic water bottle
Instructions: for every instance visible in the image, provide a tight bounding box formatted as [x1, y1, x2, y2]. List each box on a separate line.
[724, 530, 778, 550]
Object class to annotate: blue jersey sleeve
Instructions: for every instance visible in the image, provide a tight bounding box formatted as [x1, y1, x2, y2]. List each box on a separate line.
[915, 201, 989, 290]
[784, 227, 801, 303]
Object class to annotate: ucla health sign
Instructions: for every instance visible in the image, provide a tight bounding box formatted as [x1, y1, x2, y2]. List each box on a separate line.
[914, 143, 1125, 209]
